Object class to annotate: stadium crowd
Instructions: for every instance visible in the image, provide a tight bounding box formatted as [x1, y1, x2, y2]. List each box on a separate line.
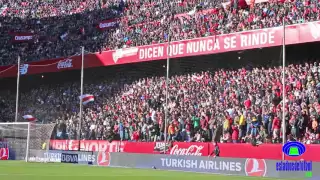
[1, 0, 320, 65]
[1, 60, 320, 144]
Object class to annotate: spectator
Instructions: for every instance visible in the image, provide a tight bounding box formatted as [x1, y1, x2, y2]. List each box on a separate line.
[0, 0, 319, 65]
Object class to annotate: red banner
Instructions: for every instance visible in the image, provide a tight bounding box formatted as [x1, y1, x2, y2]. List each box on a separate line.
[97, 19, 118, 30]
[208, 143, 320, 161]
[49, 140, 320, 161]
[49, 140, 125, 152]
[123, 142, 209, 156]
[10, 32, 34, 43]
[1, 21, 320, 78]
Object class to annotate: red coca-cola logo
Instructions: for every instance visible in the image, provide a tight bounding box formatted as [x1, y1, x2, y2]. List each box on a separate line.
[170, 145, 204, 156]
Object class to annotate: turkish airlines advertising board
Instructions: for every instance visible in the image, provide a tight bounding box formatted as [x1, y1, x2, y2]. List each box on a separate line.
[1, 21, 320, 78]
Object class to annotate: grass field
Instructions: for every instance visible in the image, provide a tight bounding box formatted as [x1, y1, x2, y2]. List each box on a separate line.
[0, 161, 302, 180]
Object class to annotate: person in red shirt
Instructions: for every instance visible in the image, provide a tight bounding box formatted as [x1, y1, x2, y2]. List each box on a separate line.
[272, 116, 281, 140]
[232, 125, 239, 143]
[132, 130, 140, 141]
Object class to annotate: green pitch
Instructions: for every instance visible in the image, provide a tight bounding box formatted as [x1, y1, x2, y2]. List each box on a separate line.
[0, 161, 299, 180]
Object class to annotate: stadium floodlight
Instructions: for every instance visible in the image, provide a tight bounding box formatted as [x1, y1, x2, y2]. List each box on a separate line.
[0, 122, 56, 162]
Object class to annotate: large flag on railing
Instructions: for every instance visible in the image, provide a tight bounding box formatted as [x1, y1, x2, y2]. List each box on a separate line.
[79, 94, 95, 105]
[23, 115, 37, 121]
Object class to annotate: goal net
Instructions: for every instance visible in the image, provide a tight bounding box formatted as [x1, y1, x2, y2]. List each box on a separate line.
[0, 122, 56, 161]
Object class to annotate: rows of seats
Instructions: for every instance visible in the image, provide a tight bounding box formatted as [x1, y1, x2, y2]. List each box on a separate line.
[1, 62, 320, 144]
[0, 0, 319, 65]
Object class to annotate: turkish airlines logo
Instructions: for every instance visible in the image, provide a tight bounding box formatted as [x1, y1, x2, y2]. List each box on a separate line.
[112, 47, 138, 63]
[309, 23, 320, 39]
[0, 148, 9, 160]
[97, 152, 110, 166]
[245, 158, 267, 177]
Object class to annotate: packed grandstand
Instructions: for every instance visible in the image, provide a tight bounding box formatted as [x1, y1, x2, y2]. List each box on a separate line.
[0, 0, 320, 145]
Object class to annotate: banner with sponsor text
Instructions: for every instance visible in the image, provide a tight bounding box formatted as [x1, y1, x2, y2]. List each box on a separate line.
[10, 32, 34, 43]
[49, 140, 320, 161]
[97, 19, 118, 30]
[106, 153, 320, 179]
[28, 150, 95, 164]
[27, 150, 320, 179]
[1, 21, 320, 78]
[49, 140, 124, 152]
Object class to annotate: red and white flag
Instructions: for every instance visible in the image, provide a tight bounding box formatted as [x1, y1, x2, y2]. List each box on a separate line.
[22, 115, 37, 121]
[79, 94, 94, 105]
[192, 75, 203, 82]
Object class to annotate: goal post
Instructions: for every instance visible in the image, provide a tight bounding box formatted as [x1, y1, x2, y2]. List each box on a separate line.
[0, 122, 56, 162]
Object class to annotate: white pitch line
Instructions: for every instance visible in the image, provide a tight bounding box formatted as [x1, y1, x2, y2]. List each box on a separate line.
[0, 173, 171, 177]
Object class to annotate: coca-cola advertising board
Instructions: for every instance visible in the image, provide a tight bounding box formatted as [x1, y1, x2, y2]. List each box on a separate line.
[124, 142, 209, 156]
[123, 141, 320, 161]
[1, 21, 320, 78]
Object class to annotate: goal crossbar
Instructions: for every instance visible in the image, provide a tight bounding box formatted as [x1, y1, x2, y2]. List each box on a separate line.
[0, 122, 31, 125]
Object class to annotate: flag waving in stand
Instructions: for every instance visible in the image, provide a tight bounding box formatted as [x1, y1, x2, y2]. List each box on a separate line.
[79, 94, 95, 105]
[23, 115, 37, 121]
[192, 75, 204, 82]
